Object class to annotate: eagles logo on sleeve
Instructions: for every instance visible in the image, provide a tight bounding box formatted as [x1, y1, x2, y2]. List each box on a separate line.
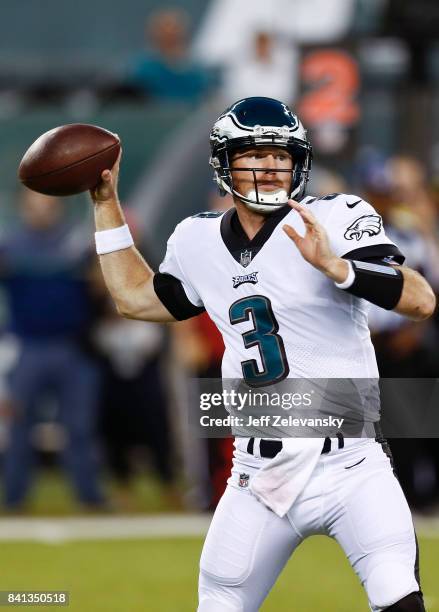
[344, 214, 382, 241]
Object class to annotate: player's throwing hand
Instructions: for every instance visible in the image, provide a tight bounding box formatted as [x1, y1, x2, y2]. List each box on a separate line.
[90, 148, 122, 204]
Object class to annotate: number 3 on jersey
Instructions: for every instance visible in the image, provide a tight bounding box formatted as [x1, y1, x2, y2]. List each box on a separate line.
[229, 295, 289, 386]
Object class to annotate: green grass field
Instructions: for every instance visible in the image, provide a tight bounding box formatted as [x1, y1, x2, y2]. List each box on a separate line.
[1, 535, 438, 612]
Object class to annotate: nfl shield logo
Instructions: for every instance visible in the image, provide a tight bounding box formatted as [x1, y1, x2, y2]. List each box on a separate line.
[240, 250, 253, 267]
[239, 473, 250, 488]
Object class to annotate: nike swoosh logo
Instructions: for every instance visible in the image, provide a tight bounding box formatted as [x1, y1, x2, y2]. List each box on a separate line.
[347, 199, 362, 209]
[344, 457, 366, 469]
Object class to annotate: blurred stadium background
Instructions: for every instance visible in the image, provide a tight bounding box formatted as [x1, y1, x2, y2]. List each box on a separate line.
[0, 0, 439, 610]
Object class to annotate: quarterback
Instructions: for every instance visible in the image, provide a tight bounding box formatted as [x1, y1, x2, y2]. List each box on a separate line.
[91, 97, 435, 611]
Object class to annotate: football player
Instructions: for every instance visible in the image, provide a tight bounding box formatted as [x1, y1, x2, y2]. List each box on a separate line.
[91, 97, 435, 611]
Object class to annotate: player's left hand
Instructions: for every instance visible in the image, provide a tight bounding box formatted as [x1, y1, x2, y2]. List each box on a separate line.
[283, 200, 348, 281]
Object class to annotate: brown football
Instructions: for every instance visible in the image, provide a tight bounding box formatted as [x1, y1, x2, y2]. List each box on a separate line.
[18, 124, 121, 196]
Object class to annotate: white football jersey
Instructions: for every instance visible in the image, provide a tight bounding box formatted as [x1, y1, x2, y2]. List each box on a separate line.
[156, 194, 403, 381]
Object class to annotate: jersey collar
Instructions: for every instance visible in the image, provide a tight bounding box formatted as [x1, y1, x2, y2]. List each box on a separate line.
[220, 204, 291, 267]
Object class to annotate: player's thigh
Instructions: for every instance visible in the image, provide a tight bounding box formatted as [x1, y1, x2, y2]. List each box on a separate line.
[199, 484, 300, 612]
[331, 452, 420, 611]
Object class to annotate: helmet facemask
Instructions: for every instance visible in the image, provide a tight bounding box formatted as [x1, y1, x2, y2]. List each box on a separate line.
[212, 139, 310, 214]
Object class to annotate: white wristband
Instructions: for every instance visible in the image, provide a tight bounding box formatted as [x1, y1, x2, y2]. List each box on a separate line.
[334, 260, 356, 289]
[95, 224, 134, 255]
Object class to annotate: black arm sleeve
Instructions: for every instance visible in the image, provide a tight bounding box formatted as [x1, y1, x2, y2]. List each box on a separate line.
[153, 272, 205, 321]
[338, 243, 406, 310]
[344, 261, 404, 310]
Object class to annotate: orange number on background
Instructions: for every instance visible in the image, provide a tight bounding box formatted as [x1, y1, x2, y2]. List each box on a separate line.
[299, 50, 360, 127]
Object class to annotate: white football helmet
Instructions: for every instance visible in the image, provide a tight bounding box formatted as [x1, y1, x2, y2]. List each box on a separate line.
[210, 97, 312, 214]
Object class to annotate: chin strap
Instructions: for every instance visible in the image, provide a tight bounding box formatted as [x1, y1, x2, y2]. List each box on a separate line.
[231, 188, 285, 214]
[246, 189, 288, 205]
[217, 167, 305, 212]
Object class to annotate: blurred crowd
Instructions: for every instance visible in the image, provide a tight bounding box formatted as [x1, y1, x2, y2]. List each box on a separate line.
[0, 191, 173, 511]
[3, 0, 439, 112]
[1, 0, 439, 514]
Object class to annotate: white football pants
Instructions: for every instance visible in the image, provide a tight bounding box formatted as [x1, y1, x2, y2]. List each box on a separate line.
[198, 439, 420, 612]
